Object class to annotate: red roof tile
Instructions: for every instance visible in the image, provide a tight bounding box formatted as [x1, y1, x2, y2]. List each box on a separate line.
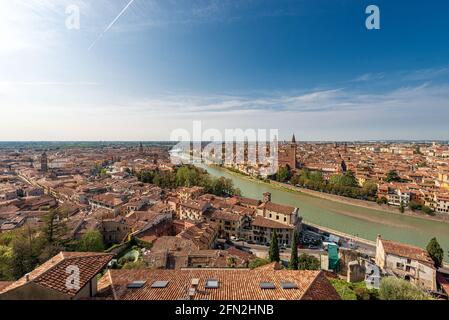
[99, 268, 340, 300]
[380, 239, 435, 267]
[0, 252, 113, 296]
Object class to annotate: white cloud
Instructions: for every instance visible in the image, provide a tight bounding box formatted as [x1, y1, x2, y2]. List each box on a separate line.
[353, 73, 385, 82]
[113, 83, 449, 115]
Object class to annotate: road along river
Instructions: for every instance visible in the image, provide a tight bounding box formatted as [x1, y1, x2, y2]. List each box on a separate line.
[198, 164, 449, 260]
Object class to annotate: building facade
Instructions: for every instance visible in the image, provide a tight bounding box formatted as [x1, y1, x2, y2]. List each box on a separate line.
[375, 235, 437, 291]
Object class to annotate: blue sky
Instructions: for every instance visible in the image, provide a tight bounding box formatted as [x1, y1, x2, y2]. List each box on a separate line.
[1, 0, 449, 141]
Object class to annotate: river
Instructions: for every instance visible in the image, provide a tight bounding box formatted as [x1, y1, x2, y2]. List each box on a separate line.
[199, 164, 449, 258]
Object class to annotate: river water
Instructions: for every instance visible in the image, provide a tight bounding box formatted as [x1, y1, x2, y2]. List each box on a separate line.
[200, 164, 449, 257]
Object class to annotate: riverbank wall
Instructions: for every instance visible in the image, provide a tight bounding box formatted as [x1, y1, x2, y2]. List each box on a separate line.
[204, 164, 449, 264]
[268, 180, 449, 224]
[304, 221, 376, 247]
[216, 164, 449, 224]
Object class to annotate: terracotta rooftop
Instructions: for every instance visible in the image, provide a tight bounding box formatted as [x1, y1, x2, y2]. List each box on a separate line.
[0, 281, 13, 292]
[437, 272, 449, 296]
[225, 246, 256, 262]
[252, 216, 294, 230]
[180, 200, 209, 211]
[380, 238, 435, 267]
[91, 193, 124, 207]
[98, 268, 340, 300]
[261, 201, 297, 215]
[236, 196, 261, 207]
[0, 252, 113, 297]
[209, 209, 242, 222]
[177, 222, 218, 250]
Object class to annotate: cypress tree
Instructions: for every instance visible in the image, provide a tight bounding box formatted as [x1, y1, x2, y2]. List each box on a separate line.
[289, 231, 299, 269]
[269, 230, 280, 262]
[426, 237, 444, 268]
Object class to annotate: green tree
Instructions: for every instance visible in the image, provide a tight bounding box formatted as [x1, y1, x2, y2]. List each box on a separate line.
[329, 171, 357, 188]
[422, 206, 435, 216]
[289, 231, 299, 270]
[138, 170, 155, 183]
[408, 200, 421, 211]
[0, 245, 14, 280]
[379, 277, 429, 300]
[10, 227, 44, 279]
[290, 174, 299, 186]
[176, 166, 201, 187]
[226, 256, 237, 268]
[340, 170, 358, 187]
[426, 237, 444, 268]
[399, 201, 405, 213]
[277, 166, 291, 182]
[137, 165, 240, 196]
[248, 258, 271, 269]
[41, 208, 68, 246]
[330, 279, 379, 300]
[210, 177, 236, 196]
[153, 170, 176, 189]
[362, 181, 378, 197]
[122, 260, 147, 269]
[385, 170, 402, 182]
[298, 253, 320, 270]
[77, 230, 105, 252]
[269, 231, 280, 262]
[329, 174, 342, 186]
[309, 171, 324, 183]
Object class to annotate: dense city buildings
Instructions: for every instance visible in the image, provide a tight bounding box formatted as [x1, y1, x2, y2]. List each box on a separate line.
[216, 139, 449, 216]
[0, 142, 448, 300]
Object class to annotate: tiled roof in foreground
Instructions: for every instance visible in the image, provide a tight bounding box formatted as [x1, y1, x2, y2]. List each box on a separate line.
[98, 268, 340, 300]
[0, 252, 113, 297]
[0, 282, 13, 292]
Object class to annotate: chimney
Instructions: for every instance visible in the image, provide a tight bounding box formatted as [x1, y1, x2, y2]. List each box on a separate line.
[188, 287, 196, 300]
[191, 278, 199, 287]
[263, 192, 271, 203]
[25, 273, 30, 282]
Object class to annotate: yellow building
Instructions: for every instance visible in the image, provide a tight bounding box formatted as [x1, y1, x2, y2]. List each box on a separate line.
[436, 168, 449, 190]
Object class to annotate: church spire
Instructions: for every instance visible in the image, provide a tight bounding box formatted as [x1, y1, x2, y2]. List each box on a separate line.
[139, 142, 144, 154]
[292, 134, 296, 144]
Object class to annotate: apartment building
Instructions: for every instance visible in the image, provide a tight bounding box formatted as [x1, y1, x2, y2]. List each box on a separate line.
[375, 235, 437, 291]
[378, 183, 411, 206]
[431, 193, 449, 214]
[89, 193, 127, 215]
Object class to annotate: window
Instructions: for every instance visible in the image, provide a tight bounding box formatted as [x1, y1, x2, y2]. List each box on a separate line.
[205, 279, 219, 289]
[396, 262, 404, 269]
[127, 281, 147, 289]
[281, 282, 297, 289]
[276, 215, 279, 220]
[151, 281, 169, 288]
[260, 282, 276, 289]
